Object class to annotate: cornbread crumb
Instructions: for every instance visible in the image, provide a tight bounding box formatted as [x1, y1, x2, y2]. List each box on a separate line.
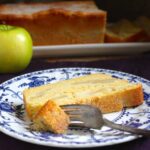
[32, 101, 69, 134]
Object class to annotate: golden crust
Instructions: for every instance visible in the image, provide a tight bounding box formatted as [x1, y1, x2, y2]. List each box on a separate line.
[74, 84, 143, 113]
[0, 1, 106, 19]
[32, 100, 70, 134]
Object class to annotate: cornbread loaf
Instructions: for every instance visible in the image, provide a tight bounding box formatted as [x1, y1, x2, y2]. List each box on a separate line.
[0, 1, 106, 46]
[23, 73, 144, 120]
[32, 100, 69, 134]
[105, 19, 149, 43]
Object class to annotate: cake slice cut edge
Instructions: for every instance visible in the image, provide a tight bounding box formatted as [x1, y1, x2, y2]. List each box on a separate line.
[23, 73, 144, 120]
[31, 100, 70, 134]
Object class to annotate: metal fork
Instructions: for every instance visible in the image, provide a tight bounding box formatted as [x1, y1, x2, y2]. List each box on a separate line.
[61, 104, 150, 137]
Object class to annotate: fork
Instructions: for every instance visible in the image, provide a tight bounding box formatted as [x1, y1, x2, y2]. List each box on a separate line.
[61, 104, 150, 137]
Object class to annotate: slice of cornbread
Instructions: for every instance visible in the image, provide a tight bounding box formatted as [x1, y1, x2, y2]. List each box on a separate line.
[32, 100, 69, 134]
[105, 19, 148, 43]
[23, 73, 144, 121]
[134, 16, 150, 41]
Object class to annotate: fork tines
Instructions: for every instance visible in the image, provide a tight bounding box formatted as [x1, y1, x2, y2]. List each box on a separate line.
[60, 104, 95, 129]
[61, 104, 83, 121]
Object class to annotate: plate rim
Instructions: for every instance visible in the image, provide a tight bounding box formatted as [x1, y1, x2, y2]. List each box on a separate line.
[1, 67, 150, 85]
[32, 43, 150, 58]
[33, 42, 150, 49]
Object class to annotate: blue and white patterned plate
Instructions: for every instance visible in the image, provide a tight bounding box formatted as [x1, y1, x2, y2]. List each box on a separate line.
[0, 68, 150, 148]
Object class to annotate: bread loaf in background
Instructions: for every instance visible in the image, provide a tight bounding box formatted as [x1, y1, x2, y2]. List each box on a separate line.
[0, 1, 149, 45]
[134, 16, 150, 41]
[105, 19, 150, 43]
[0, 1, 107, 46]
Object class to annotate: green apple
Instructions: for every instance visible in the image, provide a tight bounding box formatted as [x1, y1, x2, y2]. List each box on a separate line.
[0, 25, 33, 73]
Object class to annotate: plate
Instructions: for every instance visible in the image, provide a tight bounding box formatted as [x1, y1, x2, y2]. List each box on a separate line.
[0, 68, 150, 148]
[33, 43, 150, 57]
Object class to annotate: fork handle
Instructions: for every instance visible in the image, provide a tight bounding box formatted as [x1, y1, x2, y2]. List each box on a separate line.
[103, 118, 150, 137]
